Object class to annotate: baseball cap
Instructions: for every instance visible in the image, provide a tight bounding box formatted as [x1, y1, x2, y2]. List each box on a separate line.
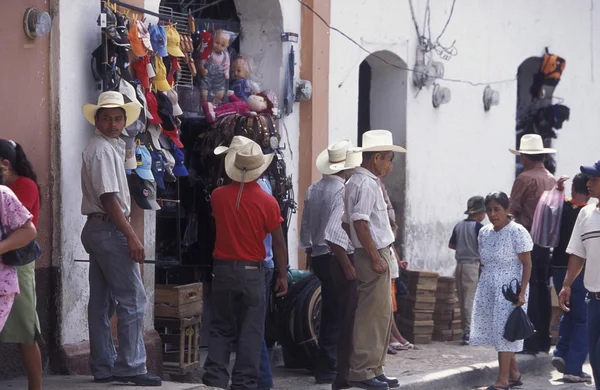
[166, 25, 185, 57]
[150, 151, 166, 190]
[131, 56, 150, 89]
[128, 172, 161, 210]
[128, 19, 147, 57]
[164, 89, 183, 116]
[137, 21, 153, 53]
[147, 124, 163, 150]
[580, 160, 600, 177]
[135, 144, 155, 181]
[162, 127, 184, 149]
[161, 149, 177, 182]
[135, 83, 153, 122]
[172, 146, 189, 177]
[464, 196, 485, 215]
[152, 56, 172, 92]
[149, 24, 168, 57]
[121, 120, 145, 170]
[145, 90, 162, 125]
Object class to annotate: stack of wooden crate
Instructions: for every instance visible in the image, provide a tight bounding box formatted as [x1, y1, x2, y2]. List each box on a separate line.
[155, 283, 203, 376]
[397, 269, 439, 344]
[432, 276, 462, 342]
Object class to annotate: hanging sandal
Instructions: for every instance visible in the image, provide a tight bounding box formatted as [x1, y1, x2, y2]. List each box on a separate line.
[508, 375, 523, 387]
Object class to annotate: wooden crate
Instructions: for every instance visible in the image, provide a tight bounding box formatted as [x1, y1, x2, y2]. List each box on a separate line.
[155, 283, 203, 318]
[155, 315, 202, 375]
[398, 295, 437, 311]
[432, 329, 454, 342]
[432, 312, 453, 322]
[398, 318, 434, 334]
[401, 269, 439, 289]
[411, 283, 438, 298]
[451, 319, 462, 330]
[397, 308, 434, 321]
[402, 331, 433, 344]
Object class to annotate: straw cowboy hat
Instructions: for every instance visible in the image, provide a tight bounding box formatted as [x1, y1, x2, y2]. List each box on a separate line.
[358, 130, 406, 153]
[214, 135, 252, 155]
[330, 147, 363, 172]
[82, 91, 142, 127]
[225, 141, 274, 183]
[316, 139, 353, 175]
[509, 134, 556, 155]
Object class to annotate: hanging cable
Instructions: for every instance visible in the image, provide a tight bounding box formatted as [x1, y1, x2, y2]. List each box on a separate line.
[297, 0, 515, 87]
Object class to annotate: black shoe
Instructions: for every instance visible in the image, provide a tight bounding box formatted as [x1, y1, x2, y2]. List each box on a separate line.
[348, 378, 390, 389]
[332, 382, 351, 390]
[316, 373, 336, 384]
[93, 376, 113, 383]
[376, 375, 399, 388]
[114, 373, 162, 386]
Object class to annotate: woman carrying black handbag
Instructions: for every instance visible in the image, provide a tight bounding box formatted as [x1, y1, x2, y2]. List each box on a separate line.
[0, 185, 37, 333]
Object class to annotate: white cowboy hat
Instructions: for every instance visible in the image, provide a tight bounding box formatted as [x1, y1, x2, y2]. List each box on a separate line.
[358, 130, 406, 153]
[214, 135, 253, 155]
[82, 91, 142, 127]
[509, 134, 556, 155]
[316, 139, 352, 175]
[330, 148, 363, 171]
[225, 141, 274, 183]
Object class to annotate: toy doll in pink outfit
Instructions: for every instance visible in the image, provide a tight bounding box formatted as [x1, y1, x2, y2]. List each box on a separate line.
[202, 90, 275, 123]
[199, 29, 231, 105]
[0, 186, 37, 332]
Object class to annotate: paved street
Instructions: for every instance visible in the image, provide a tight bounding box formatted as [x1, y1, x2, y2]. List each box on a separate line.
[474, 363, 595, 390]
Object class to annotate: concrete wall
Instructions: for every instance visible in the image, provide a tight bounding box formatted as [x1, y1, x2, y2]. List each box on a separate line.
[329, 0, 600, 276]
[0, 0, 53, 378]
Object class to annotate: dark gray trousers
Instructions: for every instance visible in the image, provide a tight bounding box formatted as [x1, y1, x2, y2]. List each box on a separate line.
[202, 260, 265, 389]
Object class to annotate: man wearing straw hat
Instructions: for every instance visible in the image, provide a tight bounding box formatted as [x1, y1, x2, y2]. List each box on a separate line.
[508, 134, 557, 355]
[203, 141, 289, 390]
[344, 130, 405, 390]
[300, 139, 353, 384]
[325, 147, 363, 390]
[80, 91, 161, 386]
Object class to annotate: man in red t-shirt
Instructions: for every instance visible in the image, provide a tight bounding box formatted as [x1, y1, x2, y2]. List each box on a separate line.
[202, 141, 289, 390]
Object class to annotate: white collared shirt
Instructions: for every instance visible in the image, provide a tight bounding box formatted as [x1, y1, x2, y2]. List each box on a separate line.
[300, 175, 345, 257]
[567, 203, 600, 292]
[324, 187, 354, 254]
[342, 167, 395, 250]
[81, 130, 131, 217]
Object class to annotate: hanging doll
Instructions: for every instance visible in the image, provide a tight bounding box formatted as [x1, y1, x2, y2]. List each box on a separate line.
[199, 29, 230, 105]
[202, 90, 274, 123]
[230, 56, 260, 102]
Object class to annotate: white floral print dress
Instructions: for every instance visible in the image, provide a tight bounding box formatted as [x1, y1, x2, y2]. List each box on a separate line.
[470, 221, 533, 352]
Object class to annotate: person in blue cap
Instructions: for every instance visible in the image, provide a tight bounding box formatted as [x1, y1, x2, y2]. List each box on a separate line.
[559, 160, 600, 389]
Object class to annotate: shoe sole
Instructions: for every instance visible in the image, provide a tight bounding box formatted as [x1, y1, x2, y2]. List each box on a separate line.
[551, 358, 565, 374]
[563, 376, 592, 383]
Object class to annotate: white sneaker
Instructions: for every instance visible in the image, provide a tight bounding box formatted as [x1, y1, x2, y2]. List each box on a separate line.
[563, 372, 592, 383]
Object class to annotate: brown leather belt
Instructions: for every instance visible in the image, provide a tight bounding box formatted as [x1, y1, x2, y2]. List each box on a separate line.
[87, 213, 130, 222]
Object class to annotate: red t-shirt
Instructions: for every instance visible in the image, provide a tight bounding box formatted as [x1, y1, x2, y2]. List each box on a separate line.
[211, 181, 283, 261]
[9, 177, 40, 227]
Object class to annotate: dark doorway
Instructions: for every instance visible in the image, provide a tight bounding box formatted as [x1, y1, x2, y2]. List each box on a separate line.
[357, 61, 372, 146]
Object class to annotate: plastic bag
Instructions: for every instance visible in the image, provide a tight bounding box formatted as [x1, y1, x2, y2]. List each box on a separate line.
[502, 278, 521, 305]
[530, 188, 564, 248]
[503, 306, 535, 342]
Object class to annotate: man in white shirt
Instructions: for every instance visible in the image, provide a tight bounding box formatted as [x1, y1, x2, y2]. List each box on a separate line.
[558, 160, 600, 388]
[300, 139, 352, 384]
[343, 130, 405, 390]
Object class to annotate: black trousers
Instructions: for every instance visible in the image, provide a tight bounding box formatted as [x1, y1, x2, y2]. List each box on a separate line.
[523, 245, 552, 354]
[202, 260, 265, 389]
[312, 254, 341, 378]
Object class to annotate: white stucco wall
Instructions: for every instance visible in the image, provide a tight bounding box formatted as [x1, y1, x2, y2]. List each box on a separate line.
[329, 0, 600, 276]
[56, 0, 301, 345]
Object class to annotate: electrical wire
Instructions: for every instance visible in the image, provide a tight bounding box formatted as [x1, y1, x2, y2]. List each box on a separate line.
[297, 0, 515, 87]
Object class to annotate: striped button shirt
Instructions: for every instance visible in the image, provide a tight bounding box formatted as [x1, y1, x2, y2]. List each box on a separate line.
[324, 187, 354, 254]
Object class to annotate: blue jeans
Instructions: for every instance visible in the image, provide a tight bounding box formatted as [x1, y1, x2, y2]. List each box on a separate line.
[588, 298, 600, 389]
[552, 269, 588, 376]
[258, 268, 274, 389]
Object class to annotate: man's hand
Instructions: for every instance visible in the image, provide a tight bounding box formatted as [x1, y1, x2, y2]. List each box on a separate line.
[372, 256, 388, 274]
[556, 176, 569, 192]
[274, 275, 288, 297]
[516, 292, 526, 307]
[342, 263, 356, 281]
[127, 235, 145, 263]
[400, 260, 408, 270]
[558, 286, 572, 312]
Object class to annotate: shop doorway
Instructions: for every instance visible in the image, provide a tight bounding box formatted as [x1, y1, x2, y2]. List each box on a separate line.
[357, 51, 408, 254]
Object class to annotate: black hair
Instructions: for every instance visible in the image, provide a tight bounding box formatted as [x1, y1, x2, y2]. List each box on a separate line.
[0, 139, 40, 197]
[522, 153, 545, 162]
[484, 191, 510, 210]
[95, 107, 127, 122]
[573, 173, 590, 195]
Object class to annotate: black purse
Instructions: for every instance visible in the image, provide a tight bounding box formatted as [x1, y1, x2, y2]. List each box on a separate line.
[0, 218, 41, 266]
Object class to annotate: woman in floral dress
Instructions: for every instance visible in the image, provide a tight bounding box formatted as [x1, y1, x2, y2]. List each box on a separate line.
[0, 185, 37, 332]
[470, 191, 533, 390]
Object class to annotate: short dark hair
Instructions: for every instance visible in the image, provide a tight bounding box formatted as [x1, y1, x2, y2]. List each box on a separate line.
[573, 173, 590, 195]
[522, 153, 545, 162]
[95, 107, 127, 121]
[484, 191, 510, 210]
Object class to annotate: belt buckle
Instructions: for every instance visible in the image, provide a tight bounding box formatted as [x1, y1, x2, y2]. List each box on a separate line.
[594, 292, 600, 301]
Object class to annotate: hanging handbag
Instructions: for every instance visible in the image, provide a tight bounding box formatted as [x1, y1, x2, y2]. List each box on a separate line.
[0, 218, 41, 266]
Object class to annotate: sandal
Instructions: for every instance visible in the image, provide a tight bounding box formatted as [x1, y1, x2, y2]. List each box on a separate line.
[509, 375, 523, 387]
[387, 347, 397, 355]
[390, 341, 415, 350]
